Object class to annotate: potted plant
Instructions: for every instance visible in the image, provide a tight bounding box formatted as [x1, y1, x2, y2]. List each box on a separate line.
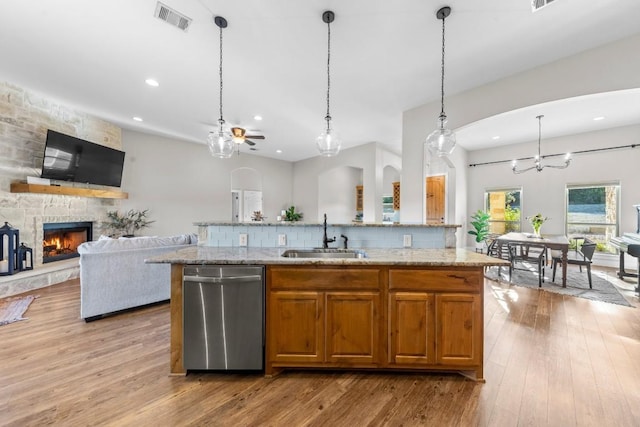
[283, 206, 303, 222]
[105, 209, 155, 237]
[468, 210, 491, 250]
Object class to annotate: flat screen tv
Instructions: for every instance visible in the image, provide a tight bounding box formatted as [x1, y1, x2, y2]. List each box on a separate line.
[41, 130, 125, 187]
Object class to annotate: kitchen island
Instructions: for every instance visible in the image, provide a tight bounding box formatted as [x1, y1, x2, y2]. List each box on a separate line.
[147, 247, 508, 382]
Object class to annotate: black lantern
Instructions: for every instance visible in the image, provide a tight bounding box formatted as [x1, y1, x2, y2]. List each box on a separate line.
[17, 243, 33, 271]
[0, 222, 19, 276]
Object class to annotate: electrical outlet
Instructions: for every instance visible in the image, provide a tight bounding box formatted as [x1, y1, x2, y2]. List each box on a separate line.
[403, 234, 412, 248]
[239, 233, 248, 247]
[278, 234, 287, 246]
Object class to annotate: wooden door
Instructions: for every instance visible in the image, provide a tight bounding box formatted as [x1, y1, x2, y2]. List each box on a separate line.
[426, 175, 445, 223]
[389, 292, 435, 365]
[268, 291, 324, 363]
[435, 293, 481, 366]
[325, 292, 380, 365]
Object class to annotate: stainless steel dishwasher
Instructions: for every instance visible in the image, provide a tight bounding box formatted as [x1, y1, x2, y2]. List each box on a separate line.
[183, 265, 264, 371]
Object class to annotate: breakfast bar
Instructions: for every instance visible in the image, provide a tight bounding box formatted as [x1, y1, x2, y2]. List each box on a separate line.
[148, 246, 508, 382]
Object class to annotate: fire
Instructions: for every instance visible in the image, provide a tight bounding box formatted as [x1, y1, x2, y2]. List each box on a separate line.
[43, 237, 63, 250]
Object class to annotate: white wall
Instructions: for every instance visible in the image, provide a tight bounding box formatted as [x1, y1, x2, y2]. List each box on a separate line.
[402, 33, 640, 247]
[120, 129, 293, 236]
[318, 166, 361, 223]
[293, 142, 401, 223]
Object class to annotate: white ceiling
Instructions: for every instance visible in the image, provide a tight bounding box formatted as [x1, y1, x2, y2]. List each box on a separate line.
[1, 0, 640, 161]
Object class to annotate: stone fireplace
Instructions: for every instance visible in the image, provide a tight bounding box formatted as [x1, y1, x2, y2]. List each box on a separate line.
[0, 80, 123, 298]
[43, 222, 93, 263]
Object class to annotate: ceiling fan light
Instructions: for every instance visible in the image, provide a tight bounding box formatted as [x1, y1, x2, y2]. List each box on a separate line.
[316, 127, 341, 157]
[231, 126, 246, 144]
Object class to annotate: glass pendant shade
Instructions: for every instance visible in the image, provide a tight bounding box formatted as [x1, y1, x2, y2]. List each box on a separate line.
[316, 123, 341, 157]
[426, 115, 456, 157]
[207, 120, 234, 158]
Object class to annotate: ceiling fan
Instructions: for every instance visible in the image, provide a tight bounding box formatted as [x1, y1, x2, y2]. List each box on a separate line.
[231, 127, 265, 147]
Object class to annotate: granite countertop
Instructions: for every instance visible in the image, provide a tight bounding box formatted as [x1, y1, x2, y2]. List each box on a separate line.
[146, 247, 508, 267]
[194, 221, 461, 228]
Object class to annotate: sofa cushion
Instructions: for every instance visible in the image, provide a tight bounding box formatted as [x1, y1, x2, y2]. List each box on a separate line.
[78, 234, 196, 254]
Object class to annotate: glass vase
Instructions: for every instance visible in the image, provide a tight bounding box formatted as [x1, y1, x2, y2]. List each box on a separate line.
[532, 225, 541, 237]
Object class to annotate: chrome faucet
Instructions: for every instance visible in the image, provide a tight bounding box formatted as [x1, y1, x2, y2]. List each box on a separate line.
[322, 213, 336, 249]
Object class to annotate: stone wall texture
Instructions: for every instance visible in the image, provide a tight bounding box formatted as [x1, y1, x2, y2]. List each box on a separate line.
[1, 80, 123, 295]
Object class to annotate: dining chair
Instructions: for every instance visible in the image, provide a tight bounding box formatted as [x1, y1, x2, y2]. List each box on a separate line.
[486, 238, 510, 277]
[508, 242, 547, 287]
[551, 238, 596, 289]
[626, 244, 640, 295]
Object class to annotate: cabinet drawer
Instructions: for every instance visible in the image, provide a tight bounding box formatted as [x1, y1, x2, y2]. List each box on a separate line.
[268, 266, 382, 290]
[389, 268, 481, 292]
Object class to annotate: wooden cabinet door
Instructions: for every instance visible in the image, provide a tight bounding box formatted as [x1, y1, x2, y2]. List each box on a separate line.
[268, 291, 324, 363]
[389, 292, 435, 365]
[325, 292, 380, 365]
[435, 293, 482, 366]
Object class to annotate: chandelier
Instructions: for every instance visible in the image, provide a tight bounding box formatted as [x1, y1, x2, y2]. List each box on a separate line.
[207, 16, 234, 159]
[316, 10, 341, 157]
[426, 6, 456, 157]
[512, 115, 571, 174]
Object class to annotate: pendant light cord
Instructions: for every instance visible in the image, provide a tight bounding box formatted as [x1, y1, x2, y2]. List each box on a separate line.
[439, 14, 446, 119]
[219, 22, 224, 123]
[325, 18, 332, 131]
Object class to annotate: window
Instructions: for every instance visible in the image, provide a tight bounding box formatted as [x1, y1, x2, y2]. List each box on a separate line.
[566, 183, 619, 253]
[484, 188, 522, 235]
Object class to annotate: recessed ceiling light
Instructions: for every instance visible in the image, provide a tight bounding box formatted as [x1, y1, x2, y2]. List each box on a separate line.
[145, 78, 159, 87]
[593, 116, 605, 121]
[492, 136, 500, 140]
[276, 149, 282, 154]
[133, 116, 143, 122]
[254, 115, 263, 121]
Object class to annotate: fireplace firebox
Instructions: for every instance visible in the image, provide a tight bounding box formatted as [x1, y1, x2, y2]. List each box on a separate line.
[43, 222, 93, 263]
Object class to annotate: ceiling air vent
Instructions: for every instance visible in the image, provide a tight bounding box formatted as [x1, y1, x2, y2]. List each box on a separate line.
[532, 0, 556, 12]
[154, 2, 192, 31]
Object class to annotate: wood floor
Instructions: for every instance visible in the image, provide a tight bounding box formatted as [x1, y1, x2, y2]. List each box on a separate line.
[1, 271, 639, 426]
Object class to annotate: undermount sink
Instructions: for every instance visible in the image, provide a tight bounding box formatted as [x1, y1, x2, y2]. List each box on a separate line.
[281, 249, 367, 259]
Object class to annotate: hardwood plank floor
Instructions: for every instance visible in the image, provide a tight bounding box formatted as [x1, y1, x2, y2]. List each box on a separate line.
[1, 269, 639, 426]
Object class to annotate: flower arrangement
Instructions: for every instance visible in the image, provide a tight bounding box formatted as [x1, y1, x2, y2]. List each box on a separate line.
[526, 213, 548, 237]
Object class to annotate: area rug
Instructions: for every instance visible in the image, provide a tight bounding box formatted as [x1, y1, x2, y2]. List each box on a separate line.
[0, 295, 37, 326]
[485, 265, 633, 307]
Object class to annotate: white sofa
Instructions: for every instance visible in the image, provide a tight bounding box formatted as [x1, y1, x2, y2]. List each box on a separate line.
[78, 234, 197, 320]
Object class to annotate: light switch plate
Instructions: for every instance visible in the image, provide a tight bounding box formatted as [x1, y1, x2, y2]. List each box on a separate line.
[278, 234, 287, 246]
[403, 234, 412, 248]
[239, 233, 248, 247]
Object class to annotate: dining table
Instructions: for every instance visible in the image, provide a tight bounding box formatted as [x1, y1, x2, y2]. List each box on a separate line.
[496, 232, 571, 287]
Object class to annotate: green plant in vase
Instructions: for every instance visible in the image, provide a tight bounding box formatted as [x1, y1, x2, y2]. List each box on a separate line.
[105, 209, 155, 237]
[283, 206, 303, 222]
[526, 213, 548, 237]
[468, 210, 491, 248]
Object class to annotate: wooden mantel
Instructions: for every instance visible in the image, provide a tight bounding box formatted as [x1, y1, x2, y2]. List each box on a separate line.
[10, 182, 128, 199]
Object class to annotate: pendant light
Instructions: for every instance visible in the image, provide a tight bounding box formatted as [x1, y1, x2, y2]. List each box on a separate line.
[316, 10, 341, 157]
[426, 6, 456, 157]
[207, 16, 234, 159]
[512, 115, 571, 173]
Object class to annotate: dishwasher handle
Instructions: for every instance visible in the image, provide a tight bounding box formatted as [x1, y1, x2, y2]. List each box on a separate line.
[183, 274, 262, 284]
